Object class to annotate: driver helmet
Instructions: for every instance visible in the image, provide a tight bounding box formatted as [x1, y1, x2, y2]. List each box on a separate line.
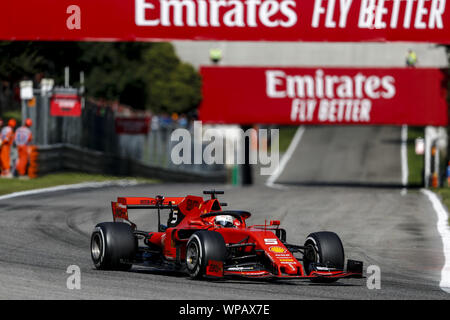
[214, 215, 235, 228]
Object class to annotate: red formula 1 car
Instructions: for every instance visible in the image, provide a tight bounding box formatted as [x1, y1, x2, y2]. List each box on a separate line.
[90, 190, 363, 282]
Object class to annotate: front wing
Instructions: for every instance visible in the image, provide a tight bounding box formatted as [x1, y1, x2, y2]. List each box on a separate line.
[207, 259, 364, 280]
[221, 270, 363, 280]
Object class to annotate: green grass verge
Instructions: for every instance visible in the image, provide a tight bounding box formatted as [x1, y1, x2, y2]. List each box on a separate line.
[435, 188, 450, 210]
[278, 126, 299, 153]
[407, 126, 425, 187]
[407, 127, 450, 224]
[0, 172, 156, 196]
[435, 188, 450, 225]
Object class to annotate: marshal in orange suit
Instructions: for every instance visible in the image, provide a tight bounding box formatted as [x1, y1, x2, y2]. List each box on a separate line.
[14, 118, 33, 177]
[0, 119, 17, 178]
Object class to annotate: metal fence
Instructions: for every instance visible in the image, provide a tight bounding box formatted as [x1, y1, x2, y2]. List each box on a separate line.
[37, 144, 227, 182]
[23, 89, 117, 152]
[23, 90, 226, 177]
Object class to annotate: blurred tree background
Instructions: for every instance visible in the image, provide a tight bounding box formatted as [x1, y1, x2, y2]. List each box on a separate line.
[0, 41, 202, 115]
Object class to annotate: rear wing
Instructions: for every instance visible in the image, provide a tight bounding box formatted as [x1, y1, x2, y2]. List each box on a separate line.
[111, 195, 204, 230]
[111, 196, 184, 229]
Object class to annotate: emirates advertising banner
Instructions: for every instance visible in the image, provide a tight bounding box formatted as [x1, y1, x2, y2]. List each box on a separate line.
[199, 66, 448, 126]
[1, 0, 450, 42]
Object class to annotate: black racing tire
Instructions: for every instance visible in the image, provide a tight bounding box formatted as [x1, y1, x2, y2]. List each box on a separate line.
[185, 231, 226, 279]
[303, 231, 345, 283]
[91, 222, 137, 271]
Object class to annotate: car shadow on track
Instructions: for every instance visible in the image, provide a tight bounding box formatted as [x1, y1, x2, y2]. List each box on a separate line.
[306, 283, 361, 287]
[127, 267, 362, 287]
[130, 267, 187, 278]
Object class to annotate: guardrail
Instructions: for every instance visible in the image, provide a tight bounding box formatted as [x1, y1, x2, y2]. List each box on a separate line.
[36, 144, 227, 183]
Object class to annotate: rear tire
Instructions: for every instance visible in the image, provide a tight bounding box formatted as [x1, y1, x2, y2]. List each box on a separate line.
[91, 222, 137, 271]
[303, 231, 344, 283]
[185, 231, 226, 279]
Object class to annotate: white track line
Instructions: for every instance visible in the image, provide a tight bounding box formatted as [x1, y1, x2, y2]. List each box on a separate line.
[266, 126, 305, 189]
[401, 125, 408, 195]
[421, 189, 450, 293]
[0, 180, 140, 201]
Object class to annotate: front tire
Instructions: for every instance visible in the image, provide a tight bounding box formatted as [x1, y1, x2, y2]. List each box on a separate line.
[91, 222, 137, 271]
[185, 231, 226, 279]
[303, 231, 345, 283]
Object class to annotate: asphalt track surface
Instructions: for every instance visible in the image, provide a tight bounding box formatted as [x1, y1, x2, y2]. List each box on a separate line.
[275, 126, 404, 187]
[0, 126, 449, 299]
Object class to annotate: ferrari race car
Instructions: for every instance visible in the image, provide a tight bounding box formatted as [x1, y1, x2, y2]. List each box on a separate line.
[90, 190, 363, 282]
